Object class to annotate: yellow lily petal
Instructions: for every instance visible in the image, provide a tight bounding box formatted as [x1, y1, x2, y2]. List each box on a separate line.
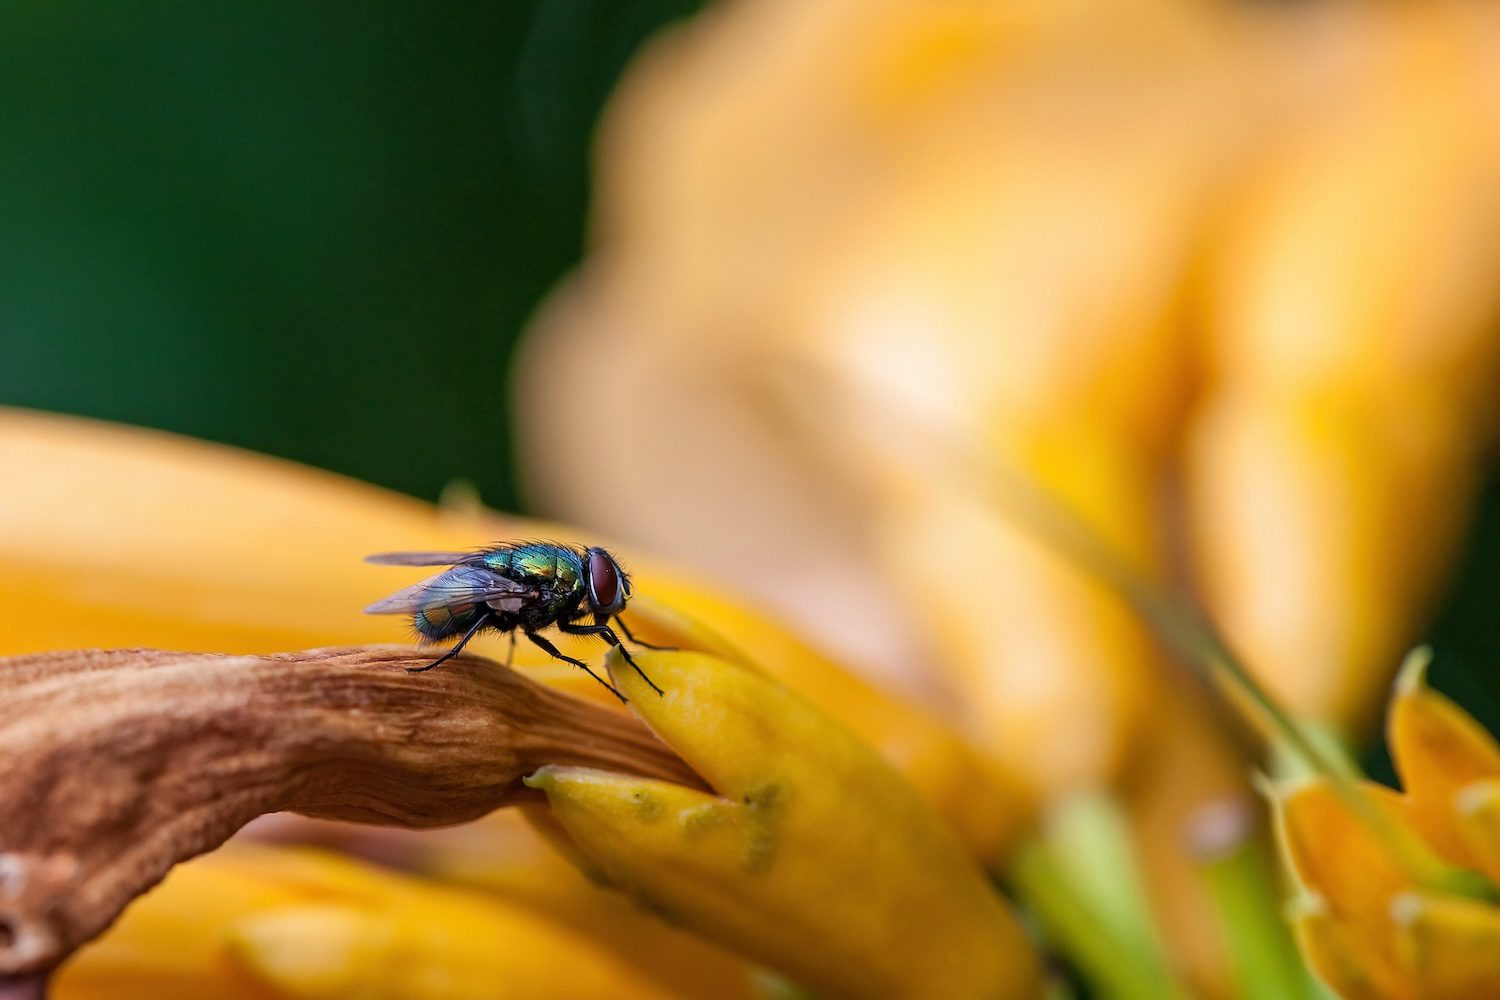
[1292, 899, 1414, 1000]
[229, 904, 392, 998]
[1274, 779, 1416, 956]
[1393, 891, 1500, 1000]
[0, 407, 525, 658]
[1389, 652, 1500, 872]
[229, 899, 673, 1000]
[528, 649, 1042, 999]
[1450, 780, 1500, 889]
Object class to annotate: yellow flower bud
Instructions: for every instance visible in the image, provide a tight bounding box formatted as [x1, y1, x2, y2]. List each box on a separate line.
[528, 649, 1043, 999]
[624, 588, 1030, 862]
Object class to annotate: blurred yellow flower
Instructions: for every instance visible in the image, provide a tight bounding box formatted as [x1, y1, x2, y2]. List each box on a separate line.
[515, 4, 1500, 990]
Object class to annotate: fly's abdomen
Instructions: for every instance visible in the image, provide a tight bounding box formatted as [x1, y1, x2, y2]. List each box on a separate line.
[414, 602, 483, 641]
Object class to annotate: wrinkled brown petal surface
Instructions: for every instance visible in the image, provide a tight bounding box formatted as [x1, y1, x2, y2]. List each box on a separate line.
[0, 646, 704, 976]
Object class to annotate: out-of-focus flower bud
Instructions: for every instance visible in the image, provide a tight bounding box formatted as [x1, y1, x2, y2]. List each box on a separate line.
[528, 648, 1043, 999]
[875, 431, 1165, 797]
[1186, 391, 1476, 730]
[1195, 2, 1500, 733]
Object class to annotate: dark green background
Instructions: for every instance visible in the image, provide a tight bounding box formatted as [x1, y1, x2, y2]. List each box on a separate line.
[1, 1, 1496, 749]
[0, 1, 697, 512]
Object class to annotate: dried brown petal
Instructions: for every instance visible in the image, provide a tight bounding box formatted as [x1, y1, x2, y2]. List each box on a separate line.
[0, 646, 704, 975]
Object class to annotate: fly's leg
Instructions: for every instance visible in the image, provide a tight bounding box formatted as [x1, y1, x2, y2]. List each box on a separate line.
[409, 611, 492, 673]
[526, 631, 628, 704]
[506, 631, 516, 669]
[558, 621, 665, 697]
[614, 615, 676, 652]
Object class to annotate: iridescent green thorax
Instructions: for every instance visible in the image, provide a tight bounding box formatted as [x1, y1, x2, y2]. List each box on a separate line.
[480, 543, 583, 590]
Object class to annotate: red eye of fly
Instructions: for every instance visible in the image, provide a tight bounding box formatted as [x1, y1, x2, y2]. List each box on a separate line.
[588, 549, 619, 609]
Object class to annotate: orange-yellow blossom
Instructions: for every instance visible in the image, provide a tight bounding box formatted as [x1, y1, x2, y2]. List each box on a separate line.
[1274, 655, 1500, 998]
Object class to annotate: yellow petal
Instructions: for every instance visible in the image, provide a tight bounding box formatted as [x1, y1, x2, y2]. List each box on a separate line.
[229, 898, 679, 1000]
[877, 436, 1161, 799]
[53, 854, 300, 1000]
[528, 649, 1042, 999]
[55, 845, 743, 1000]
[1292, 900, 1414, 1000]
[1186, 392, 1475, 732]
[1392, 891, 1500, 1000]
[1452, 780, 1500, 888]
[1273, 779, 1417, 957]
[1194, 1, 1500, 736]
[1389, 652, 1500, 873]
[1206, 1, 1500, 413]
[0, 407, 529, 659]
[228, 904, 390, 998]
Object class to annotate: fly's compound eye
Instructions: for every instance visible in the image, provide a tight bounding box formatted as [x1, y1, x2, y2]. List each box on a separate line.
[587, 548, 622, 613]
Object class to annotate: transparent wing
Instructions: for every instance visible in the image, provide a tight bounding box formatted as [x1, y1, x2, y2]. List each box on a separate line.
[364, 565, 535, 615]
[365, 550, 481, 567]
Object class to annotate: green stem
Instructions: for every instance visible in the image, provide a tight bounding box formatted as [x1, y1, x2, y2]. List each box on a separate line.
[1191, 801, 1320, 1000]
[1012, 822, 1184, 1000]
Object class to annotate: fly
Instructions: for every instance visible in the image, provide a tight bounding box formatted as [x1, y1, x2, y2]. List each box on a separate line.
[364, 541, 667, 703]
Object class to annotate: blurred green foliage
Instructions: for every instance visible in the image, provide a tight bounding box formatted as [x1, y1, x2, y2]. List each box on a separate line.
[0, 0, 698, 510]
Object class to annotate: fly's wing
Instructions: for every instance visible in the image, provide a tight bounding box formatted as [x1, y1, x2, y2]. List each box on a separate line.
[364, 565, 535, 615]
[365, 551, 481, 567]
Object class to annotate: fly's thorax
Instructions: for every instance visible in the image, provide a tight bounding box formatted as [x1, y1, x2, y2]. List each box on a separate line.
[486, 543, 584, 588]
